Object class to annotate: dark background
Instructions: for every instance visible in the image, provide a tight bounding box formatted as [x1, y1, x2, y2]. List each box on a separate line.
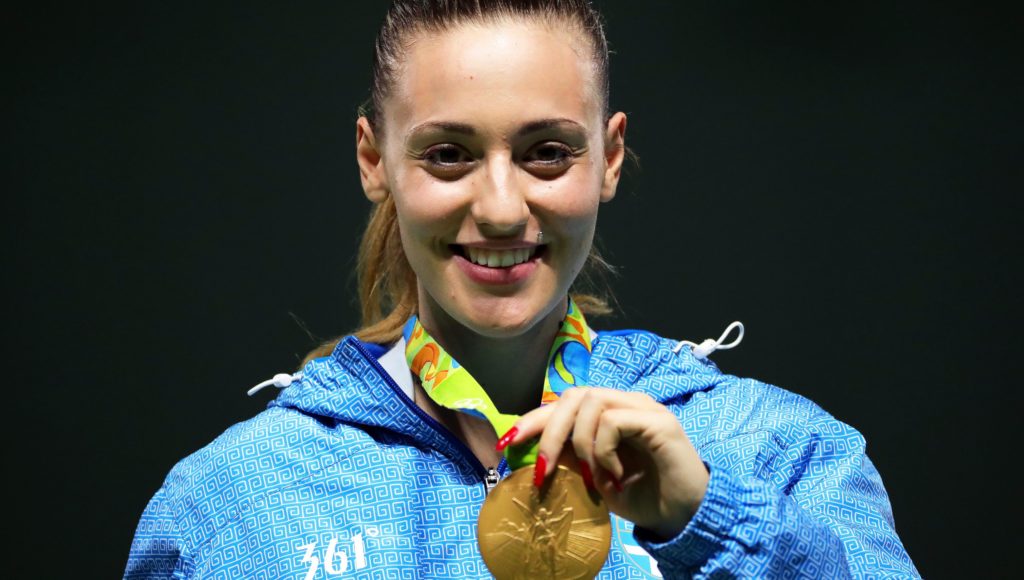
[8, 1, 1020, 577]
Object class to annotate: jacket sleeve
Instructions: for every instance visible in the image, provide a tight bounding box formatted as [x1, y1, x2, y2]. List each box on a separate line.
[124, 486, 195, 579]
[635, 410, 920, 578]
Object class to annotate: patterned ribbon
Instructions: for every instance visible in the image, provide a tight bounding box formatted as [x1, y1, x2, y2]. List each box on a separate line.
[403, 298, 593, 470]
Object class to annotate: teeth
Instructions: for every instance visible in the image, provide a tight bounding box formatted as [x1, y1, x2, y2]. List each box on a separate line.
[464, 246, 537, 268]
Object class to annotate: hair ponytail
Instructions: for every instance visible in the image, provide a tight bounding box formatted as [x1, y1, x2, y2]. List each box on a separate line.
[353, 196, 418, 345]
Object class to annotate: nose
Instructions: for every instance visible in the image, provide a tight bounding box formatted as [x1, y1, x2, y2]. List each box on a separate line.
[470, 156, 529, 237]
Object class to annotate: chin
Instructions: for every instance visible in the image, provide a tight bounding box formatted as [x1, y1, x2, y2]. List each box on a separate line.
[432, 282, 565, 340]
[415, 257, 570, 340]
[457, 294, 547, 338]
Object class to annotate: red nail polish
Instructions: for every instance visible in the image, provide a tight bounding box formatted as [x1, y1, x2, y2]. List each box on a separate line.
[579, 461, 595, 491]
[534, 454, 548, 488]
[495, 426, 519, 451]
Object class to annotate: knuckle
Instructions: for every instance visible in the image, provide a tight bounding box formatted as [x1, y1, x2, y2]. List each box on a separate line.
[562, 387, 581, 400]
[602, 409, 624, 429]
[593, 436, 615, 457]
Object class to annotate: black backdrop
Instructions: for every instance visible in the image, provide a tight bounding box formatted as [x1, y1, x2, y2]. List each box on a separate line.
[8, 1, 1021, 577]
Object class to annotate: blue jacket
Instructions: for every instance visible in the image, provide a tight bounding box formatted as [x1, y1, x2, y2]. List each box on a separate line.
[125, 330, 919, 578]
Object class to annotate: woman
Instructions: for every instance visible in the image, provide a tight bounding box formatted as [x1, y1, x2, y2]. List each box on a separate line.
[125, 1, 918, 578]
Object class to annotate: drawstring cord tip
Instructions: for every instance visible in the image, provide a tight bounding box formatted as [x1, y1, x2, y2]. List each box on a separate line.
[247, 372, 303, 397]
[672, 321, 745, 359]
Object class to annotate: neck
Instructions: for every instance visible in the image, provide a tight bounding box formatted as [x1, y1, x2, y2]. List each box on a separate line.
[416, 295, 567, 415]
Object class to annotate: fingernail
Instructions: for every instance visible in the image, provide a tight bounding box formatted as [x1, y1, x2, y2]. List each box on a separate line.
[495, 426, 519, 451]
[534, 454, 548, 488]
[579, 461, 595, 491]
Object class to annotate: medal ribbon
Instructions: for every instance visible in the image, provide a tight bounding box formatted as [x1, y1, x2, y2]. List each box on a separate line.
[403, 298, 593, 470]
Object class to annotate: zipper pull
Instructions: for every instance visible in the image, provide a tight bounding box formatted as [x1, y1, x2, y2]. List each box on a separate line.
[484, 467, 499, 494]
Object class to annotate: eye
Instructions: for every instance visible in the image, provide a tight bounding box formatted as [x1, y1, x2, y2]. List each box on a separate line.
[421, 144, 474, 176]
[523, 142, 576, 175]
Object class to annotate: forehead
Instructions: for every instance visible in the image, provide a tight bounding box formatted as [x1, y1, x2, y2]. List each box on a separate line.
[385, 19, 601, 136]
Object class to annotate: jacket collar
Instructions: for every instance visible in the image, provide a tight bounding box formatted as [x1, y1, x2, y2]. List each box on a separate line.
[272, 330, 727, 432]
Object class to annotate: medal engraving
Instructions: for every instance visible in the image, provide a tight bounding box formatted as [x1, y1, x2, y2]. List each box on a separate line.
[478, 466, 611, 579]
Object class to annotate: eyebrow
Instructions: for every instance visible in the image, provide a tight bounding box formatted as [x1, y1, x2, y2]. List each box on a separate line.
[406, 118, 586, 140]
[406, 121, 476, 138]
[514, 118, 587, 137]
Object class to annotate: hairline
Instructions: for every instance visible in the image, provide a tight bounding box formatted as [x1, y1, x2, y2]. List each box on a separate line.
[373, 12, 609, 132]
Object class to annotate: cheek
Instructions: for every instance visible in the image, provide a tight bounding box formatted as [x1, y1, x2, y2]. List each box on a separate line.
[534, 171, 603, 230]
[392, 174, 467, 240]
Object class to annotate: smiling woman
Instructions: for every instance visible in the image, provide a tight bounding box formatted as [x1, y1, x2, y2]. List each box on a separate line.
[124, 1, 919, 578]
[344, 15, 620, 355]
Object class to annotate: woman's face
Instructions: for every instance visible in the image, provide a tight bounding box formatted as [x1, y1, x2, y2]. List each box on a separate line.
[358, 19, 626, 339]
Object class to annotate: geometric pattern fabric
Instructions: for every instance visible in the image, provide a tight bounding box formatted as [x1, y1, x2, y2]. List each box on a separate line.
[125, 329, 919, 578]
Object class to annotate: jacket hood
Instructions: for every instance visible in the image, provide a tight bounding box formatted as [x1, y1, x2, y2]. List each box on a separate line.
[271, 330, 729, 434]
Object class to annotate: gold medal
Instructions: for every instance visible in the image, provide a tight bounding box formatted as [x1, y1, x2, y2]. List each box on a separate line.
[477, 465, 611, 579]
[405, 303, 605, 576]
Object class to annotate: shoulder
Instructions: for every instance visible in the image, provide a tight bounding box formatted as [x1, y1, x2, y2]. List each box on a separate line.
[159, 407, 325, 499]
[590, 328, 724, 392]
[590, 328, 739, 404]
[592, 328, 862, 448]
[153, 405, 365, 548]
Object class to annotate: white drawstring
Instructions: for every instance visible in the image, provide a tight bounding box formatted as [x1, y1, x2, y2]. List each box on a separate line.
[247, 372, 303, 397]
[246, 325, 741, 394]
[672, 321, 745, 359]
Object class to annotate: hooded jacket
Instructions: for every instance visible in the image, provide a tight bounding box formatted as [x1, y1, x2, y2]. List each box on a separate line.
[125, 330, 919, 578]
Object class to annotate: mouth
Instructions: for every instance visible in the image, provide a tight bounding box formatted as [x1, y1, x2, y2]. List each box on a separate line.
[449, 244, 546, 268]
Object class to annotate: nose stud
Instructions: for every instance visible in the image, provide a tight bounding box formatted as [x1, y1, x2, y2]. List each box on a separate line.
[537, 231, 544, 244]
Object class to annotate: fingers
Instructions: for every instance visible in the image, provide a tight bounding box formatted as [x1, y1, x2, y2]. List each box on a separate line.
[506, 403, 555, 444]
[593, 408, 647, 480]
[501, 388, 660, 484]
[497, 389, 705, 534]
[533, 388, 588, 478]
[570, 389, 609, 480]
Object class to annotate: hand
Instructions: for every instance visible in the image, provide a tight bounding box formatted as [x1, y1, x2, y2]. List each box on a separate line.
[500, 387, 710, 540]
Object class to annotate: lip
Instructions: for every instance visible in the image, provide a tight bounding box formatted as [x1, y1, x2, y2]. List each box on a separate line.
[450, 244, 544, 286]
[455, 241, 542, 250]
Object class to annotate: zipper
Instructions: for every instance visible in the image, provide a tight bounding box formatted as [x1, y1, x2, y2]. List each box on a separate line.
[484, 466, 499, 494]
[350, 339, 498, 492]
[486, 456, 510, 493]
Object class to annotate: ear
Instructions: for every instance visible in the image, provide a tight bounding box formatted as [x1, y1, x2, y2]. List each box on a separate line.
[600, 112, 627, 203]
[356, 116, 389, 203]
